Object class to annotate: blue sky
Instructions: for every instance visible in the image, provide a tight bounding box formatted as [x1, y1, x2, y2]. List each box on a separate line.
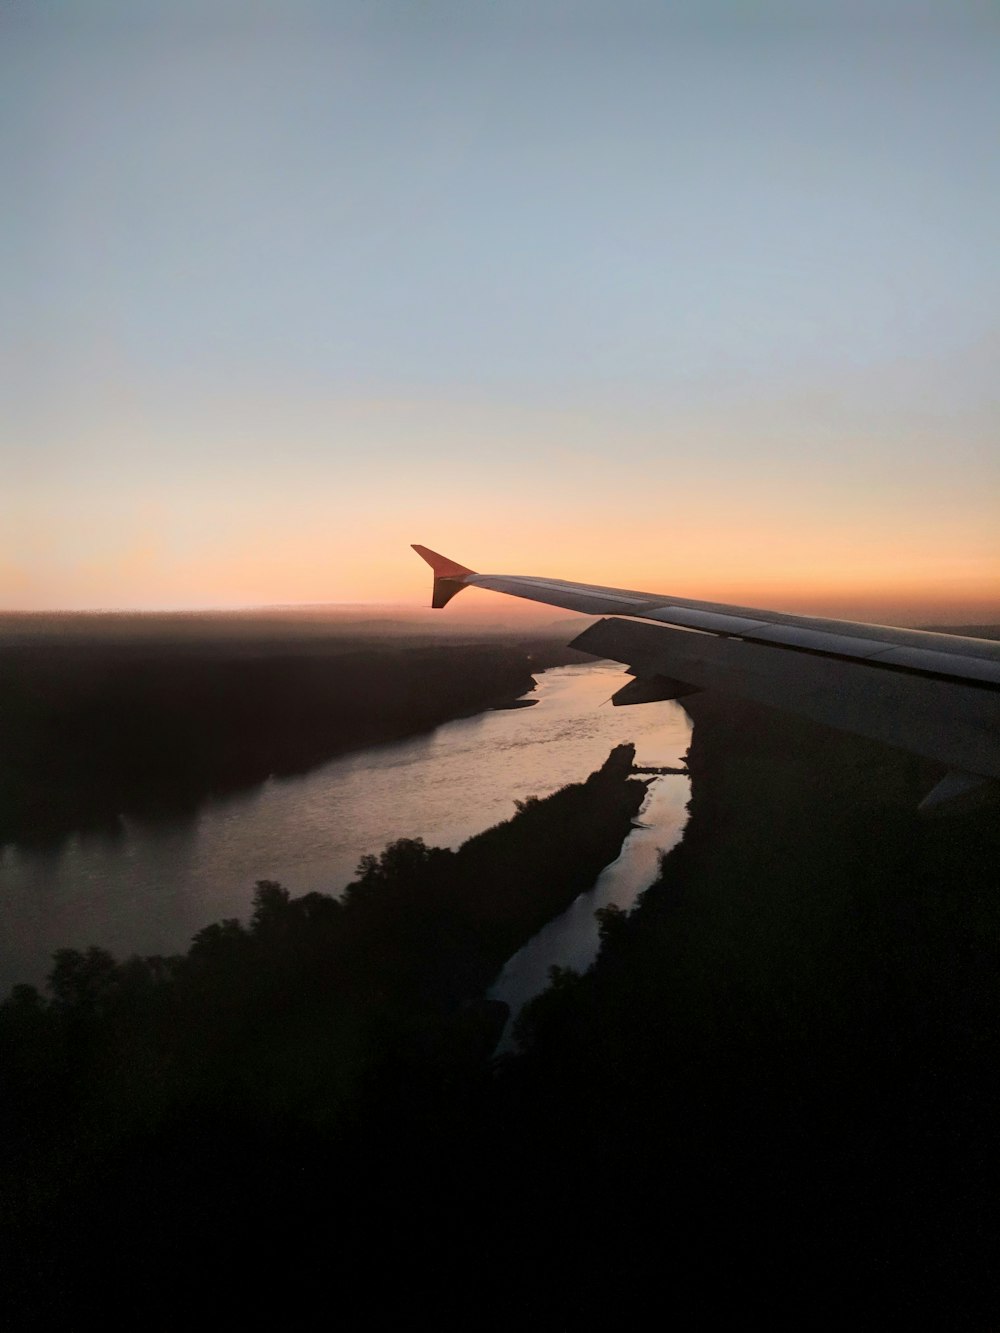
[3, 1, 997, 617]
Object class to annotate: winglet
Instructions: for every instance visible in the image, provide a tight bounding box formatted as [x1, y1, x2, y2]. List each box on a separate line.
[411, 544, 476, 609]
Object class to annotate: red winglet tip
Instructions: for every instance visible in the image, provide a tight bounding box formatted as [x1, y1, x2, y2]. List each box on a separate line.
[411, 545, 476, 579]
[411, 544, 475, 610]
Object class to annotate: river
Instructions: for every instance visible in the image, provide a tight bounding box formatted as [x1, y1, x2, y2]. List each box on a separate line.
[0, 661, 691, 1006]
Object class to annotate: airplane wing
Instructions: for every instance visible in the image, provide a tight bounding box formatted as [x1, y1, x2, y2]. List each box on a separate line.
[412, 544, 1000, 810]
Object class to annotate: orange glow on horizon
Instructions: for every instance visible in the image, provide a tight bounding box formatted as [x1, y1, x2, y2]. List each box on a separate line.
[3, 480, 998, 626]
[4, 551, 997, 629]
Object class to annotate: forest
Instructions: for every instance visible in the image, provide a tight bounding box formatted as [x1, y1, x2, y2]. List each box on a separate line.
[1, 744, 646, 1325]
[0, 633, 577, 843]
[1, 651, 998, 1327]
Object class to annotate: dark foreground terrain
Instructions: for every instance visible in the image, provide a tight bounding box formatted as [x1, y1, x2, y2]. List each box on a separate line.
[2, 677, 998, 1327]
[504, 693, 999, 1325]
[0, 746, 647, 1327]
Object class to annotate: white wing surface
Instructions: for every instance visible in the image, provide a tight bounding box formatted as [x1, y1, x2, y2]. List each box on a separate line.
[412, 545, 1000, 808]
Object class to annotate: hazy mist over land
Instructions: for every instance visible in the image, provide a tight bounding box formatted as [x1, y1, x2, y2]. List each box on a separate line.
[0, 601, 587, 645]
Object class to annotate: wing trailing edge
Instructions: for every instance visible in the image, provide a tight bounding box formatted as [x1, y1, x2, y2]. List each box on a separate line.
[409, 545, 1000, 804]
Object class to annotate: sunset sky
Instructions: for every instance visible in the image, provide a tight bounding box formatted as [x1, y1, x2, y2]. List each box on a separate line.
[3, 1, 998, 623]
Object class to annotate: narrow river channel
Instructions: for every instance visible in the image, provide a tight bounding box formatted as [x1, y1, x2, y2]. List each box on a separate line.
[0, 661, 691, 999]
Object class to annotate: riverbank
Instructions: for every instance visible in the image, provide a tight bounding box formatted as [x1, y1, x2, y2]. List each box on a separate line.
[0, 635, 580, 844]
[10, 677, 991, 1325]
[0, 661, 690, 994]
[0, 743, 646, 1322]
[500, 692, 1000, 1323]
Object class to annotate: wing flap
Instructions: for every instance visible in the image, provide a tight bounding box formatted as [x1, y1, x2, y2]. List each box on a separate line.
[409, 547, 1000, 782]
[571, 616, 1000, 781]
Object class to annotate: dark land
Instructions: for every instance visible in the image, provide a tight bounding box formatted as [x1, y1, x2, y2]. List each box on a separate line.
[1, 623, 998, 1326]
[505, 691, 1000, 1325]
[0, 623, 585, 845]
[1, 746, 647, 1326]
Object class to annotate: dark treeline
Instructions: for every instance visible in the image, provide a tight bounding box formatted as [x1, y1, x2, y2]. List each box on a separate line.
[496, 694, 1000, 1325]
[0, 636, 576, 843]
[1, 746, 646, 1326]
[3, 689, 998, 1327]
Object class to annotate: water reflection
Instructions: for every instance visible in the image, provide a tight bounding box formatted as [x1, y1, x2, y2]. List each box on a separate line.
[0, 663, 691, 991]
[490, 771, 690, 1043]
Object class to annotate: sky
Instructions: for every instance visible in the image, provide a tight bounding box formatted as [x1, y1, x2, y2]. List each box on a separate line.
[3, 0, 998, 623]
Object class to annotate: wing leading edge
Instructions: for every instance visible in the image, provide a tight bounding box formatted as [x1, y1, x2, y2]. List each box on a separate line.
[411, 545, 1000, 806]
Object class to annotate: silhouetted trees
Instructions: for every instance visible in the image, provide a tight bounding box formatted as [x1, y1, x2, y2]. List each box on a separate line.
[4, 688, 997, 1327]
[491, 693, 1000, 1324]
[0, 744, 647, 1327]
